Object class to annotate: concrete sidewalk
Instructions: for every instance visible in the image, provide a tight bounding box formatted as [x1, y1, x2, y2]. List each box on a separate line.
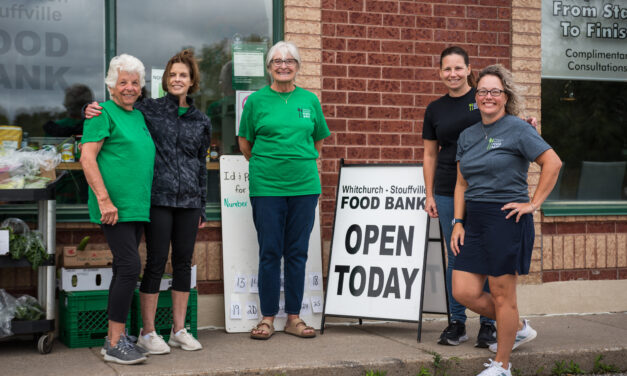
[1, 312, 626, 376]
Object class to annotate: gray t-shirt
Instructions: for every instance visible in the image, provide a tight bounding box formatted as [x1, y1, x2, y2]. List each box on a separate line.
[456, 114, 551, 203]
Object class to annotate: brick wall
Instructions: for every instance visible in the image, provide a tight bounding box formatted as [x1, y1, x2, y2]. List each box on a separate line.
[319, 0, 512, 243]
[541, 216, 627, 282]
[511, 0, 542, 283]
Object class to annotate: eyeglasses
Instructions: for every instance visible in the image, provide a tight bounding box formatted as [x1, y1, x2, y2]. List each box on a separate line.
[477, 89, 505, 97]
[271, 58, 298, 67]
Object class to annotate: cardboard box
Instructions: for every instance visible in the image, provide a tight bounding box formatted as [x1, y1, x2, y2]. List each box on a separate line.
[58, 267, 113, 291]
[61, 246, 113, 268]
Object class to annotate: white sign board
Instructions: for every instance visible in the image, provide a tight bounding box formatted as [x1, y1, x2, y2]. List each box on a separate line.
[150, 68, 165, 98]
[422, 219, 448, 314]
[542, 0, 627, 81]
[235, 90, 255, 136]
[324, 164, 431, 322]
[220, 155, 324, 333]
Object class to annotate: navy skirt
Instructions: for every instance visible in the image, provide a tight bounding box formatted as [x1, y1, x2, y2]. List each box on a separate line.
[454, 201, 534, 276]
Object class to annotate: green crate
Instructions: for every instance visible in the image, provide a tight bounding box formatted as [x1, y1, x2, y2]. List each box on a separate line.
[130, 289, 197, 341]
[59, 290, 131, 348]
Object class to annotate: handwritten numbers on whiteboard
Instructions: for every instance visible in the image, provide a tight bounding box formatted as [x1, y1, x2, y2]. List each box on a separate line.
[310, 296, 323, 313]
[300, 299, 312, 316]
[230, 301, 242, 319]
[249, 274, 259, 293]
[246, 301, 259, 320]
[309, 272, 322, 291]
[234, 274, 247, 293]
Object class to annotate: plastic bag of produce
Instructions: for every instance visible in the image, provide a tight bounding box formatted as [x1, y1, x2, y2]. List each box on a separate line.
[14, 295, 44, 321]
[0, 289, 17, 338]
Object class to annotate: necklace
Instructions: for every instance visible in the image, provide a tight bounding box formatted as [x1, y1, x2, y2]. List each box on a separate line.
[275, 90, 294, 104]
[480, 123, 490, 140]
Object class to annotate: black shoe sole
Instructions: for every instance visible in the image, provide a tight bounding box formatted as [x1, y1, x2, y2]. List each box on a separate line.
[475, 339, 496, 348]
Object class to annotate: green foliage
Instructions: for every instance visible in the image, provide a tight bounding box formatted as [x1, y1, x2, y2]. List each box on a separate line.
[511, 368, 523, 376]
[365, 371, 387, 376]
[4, 227, 49, 269]
[416, 352, 459, 376]
[592, 354, 620, 374]
[550, 360, 584, 375]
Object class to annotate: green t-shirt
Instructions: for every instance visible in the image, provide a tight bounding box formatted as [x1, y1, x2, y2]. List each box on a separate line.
[238, 86, 331, 196]
[178, 106, 188, 116]
[82, 100, 156, 224]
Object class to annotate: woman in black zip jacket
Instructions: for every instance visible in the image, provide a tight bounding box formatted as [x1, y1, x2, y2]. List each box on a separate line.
[86, 49, 210, 353]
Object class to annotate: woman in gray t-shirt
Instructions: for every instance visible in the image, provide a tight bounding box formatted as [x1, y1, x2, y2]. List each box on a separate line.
[450, 65, 562, 376]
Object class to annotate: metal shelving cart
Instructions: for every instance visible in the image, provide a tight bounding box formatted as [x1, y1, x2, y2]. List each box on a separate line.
[0, 175, 62, 354]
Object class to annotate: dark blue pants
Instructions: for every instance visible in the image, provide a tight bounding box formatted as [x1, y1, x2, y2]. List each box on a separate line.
[435, 194, 494, 325]
[250, 194, 318, 317]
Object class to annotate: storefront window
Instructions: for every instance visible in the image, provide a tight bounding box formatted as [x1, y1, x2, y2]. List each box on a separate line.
[0, 0, 275, 219]
[541, 79, 627, 201]
[541, 0, 627, 203]
[117, 0, 273, 156]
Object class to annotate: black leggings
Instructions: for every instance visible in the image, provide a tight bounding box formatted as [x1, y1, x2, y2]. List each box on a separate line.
[102, 222, 143, 323]
[139, 206, 201, 294]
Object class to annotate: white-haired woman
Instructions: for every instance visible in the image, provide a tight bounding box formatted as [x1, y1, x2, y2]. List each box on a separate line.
[450, 65, 562, 376]
[238, 41, 330, 340]
[81, 54, 155, 365]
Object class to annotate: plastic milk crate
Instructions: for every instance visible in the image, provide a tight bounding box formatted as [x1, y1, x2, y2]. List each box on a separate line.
[59, 290, 131, 348]
[130, 288, 197, 341]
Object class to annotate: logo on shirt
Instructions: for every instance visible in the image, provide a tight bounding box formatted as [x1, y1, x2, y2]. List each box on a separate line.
[298, 108, 311, 119]
[487, 137, 503, 150]
[469, 102, 479, 111]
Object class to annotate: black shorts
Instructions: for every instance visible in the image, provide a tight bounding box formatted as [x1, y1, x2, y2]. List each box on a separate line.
[454, 201, 534, 277]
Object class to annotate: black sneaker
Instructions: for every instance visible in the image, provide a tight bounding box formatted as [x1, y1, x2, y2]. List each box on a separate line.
[475, 322, 497, 348]
[437, 321, 468, 346]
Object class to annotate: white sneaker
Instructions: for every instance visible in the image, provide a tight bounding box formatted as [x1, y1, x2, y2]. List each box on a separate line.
[167, 328, 202, 351]
[137, 330, 171, 355]
[477, 359, 512, 376]
[489, 319, 537, 353]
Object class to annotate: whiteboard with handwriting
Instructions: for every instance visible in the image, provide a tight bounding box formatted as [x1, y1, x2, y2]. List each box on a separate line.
[219, 155, 324, 333]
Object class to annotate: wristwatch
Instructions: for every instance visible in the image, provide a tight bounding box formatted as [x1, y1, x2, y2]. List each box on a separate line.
[451, 218, 464, 226]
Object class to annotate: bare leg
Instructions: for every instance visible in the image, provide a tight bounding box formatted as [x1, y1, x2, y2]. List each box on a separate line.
[488, 274, 519, 366]
[171, 290, 189, 333]
[140, 292, 159, 334]
[108, 321, 126, 347]
[452, 270, 496, 319]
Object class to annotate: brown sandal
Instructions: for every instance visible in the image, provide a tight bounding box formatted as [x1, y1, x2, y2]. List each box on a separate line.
[284, 318, 316, 338]
[250, 319, 274, 340]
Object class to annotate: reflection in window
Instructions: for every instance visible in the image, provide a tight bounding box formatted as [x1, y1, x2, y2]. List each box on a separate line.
[117, 0, 273, 208]
[0, 0, 104, 204]
[542, 79, 627, 201]
[117, 0, 272, 155]
[0, 1, 105, 135]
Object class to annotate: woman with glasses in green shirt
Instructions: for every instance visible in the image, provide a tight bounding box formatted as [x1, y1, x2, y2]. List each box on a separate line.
[238, 41, 330, 340]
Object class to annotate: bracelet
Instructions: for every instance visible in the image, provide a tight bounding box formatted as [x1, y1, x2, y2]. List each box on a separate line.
[529, 202, 537, 212]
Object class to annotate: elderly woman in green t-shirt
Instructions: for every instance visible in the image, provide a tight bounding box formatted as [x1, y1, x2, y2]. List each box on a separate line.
[238, 41, 330, 340]
[81, 54, 155, 365]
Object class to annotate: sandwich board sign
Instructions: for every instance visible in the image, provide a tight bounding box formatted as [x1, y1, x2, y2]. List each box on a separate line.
[219, 155, 324, 333]
[322, 162, 448, 341]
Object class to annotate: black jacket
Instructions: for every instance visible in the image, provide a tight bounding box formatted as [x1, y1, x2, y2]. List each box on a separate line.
[135, 93, 211, 219]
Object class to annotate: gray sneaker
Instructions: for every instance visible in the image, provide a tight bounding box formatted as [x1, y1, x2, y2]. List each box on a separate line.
[103, 337, 147, 365]
[101, 335, 149, 357]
